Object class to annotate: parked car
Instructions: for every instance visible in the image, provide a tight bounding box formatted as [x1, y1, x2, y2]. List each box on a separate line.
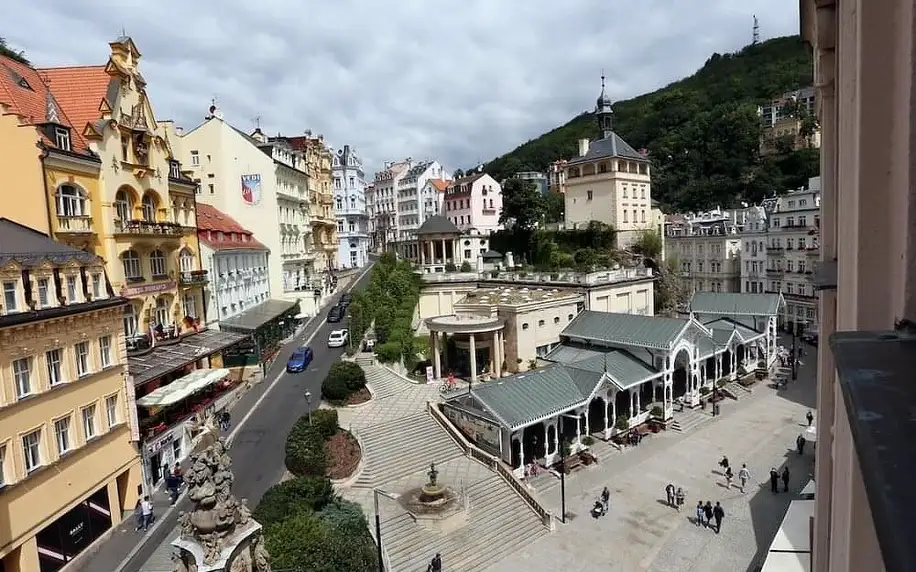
[328, 329, 349, 348]
[327, 305, 344, 323]
[286, 346, 314, 373]
[340, 293, 353, 305]
[364, 338, 376, 352]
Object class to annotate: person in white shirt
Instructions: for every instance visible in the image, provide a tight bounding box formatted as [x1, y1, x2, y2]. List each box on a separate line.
[140, 496, 154, 531]
[738, 464, 751, 494]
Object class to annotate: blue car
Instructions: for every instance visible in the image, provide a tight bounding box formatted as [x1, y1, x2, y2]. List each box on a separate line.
[286, 346, 314, 373]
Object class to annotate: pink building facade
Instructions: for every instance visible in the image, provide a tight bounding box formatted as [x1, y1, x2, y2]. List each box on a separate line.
[802, 0, 916, 570]
[443, 173, 503, 235]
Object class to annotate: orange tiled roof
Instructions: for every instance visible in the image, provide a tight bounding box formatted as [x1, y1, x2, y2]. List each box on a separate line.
[0, 55, 92, 153]
[196, 203, 267, 251]
[39, 65, 110, 140]
[428, 179, 449, 192]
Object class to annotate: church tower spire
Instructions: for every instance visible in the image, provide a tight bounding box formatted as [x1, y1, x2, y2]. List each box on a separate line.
[595, 73, 614, 140]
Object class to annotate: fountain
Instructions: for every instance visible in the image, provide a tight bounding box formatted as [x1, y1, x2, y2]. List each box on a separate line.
[398, 462, 468, 533]
[171, 416, 272, 572]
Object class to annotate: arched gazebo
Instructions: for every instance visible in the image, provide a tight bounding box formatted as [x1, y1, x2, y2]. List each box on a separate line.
[424, 314, 506, 382]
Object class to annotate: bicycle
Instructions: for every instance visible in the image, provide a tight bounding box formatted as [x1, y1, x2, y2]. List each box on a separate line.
[439, 380, 457, 393]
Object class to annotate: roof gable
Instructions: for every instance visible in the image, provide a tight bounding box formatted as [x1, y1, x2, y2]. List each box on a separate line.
[416, 215, 460, 236]
[196, 203, 267, 251]
[689, 292, 784, 316]
[562, 311, 688, 350]
[39, 65, 111, 152]
[567, 132, 646, 165]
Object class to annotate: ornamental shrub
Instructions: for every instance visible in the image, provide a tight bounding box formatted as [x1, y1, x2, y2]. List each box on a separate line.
[285, 418, 328, 477]
[321, 374, 349, 402]
[331, 361, 366, 391]
[311, 408, 339, 440]
[253, 476, 337, 527]
[460, 261, 473, 272]
[264, 510, 379, 572]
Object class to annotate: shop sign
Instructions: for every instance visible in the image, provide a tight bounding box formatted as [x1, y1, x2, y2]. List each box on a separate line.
[121, 280, 177, 297]
[145, 431, 174, 456]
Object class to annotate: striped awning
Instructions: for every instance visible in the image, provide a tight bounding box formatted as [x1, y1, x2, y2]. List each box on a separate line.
[136, 368, 230, 408]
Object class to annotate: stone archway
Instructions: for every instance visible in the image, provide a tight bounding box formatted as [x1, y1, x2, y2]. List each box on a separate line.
[672, 348, 691, 400]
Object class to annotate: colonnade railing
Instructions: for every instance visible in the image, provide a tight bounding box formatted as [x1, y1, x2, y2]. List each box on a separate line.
[426, 401, 555, 531]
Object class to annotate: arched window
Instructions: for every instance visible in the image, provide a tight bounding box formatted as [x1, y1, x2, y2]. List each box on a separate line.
[122, 250, 142, 280]
[179, 249, 195, 273]
[123, 304, 138, 337]
[115, 189, 133, 221]
[149, 249, 166, 278]
[141, 194, 157, 222]
[57, 184, 86, 217]
[155, 297, 171, 327]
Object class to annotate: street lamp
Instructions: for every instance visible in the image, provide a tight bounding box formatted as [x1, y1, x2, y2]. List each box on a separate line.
[558, 439, 568, 523]
[791, 320, 806, 381]
[373, 488, 400, 572]
[305, 390, 313, 425]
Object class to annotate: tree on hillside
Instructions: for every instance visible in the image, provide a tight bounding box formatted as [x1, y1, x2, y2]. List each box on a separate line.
[500, 178, 545, 230]
[632, 230, 663, 260]
[0, 38, 29, 65]
[544, 191, 565, 224]
[654, 259, 691, 317]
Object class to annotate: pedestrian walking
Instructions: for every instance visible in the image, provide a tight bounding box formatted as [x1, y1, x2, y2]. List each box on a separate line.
[675, 487, 685, 511]
[601, 487, 610, 512]
[806, 410, 814, 426]
[140, 496, 153, 531]
[796, 434, 807, 455]
[428, 552, 442, 572]
[134, 498, 144, 531]
[221, 410, 232, 432]
[712, 502, 725, 534]
[718, 455, 730, 473]
[738, 464, 750, 493]
[725, 466, 734, 488]
[695, 501, 705, 526]
[665, 483, 676, 507]
[782, 466, 791, 492]
[703, 501, 714, 529]
[770, 468, 779, 494]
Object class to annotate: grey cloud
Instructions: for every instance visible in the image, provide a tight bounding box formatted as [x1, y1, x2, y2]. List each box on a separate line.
[6, 0, 800, 172]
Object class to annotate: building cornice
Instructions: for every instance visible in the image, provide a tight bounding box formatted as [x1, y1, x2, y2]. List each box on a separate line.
[42, 149, 102, 177]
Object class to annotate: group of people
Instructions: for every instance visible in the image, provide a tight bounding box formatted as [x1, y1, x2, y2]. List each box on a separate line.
[695, 500, 727, 533]
[664, 483, 686, 510]
[770, 466, 791, 493]
[719, 456, 752, 493]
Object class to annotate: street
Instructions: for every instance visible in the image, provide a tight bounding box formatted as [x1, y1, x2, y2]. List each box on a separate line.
[93, 266, 374, 572]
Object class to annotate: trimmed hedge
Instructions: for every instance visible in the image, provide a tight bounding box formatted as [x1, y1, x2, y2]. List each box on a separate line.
[312, 408, 339, 440]
[285, 417, 328, 477]
[253, 477, 337, 527]
[321, 361, 367, 403]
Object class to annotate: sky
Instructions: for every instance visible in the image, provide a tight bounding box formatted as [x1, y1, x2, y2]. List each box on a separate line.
[6, 0, 800, 175]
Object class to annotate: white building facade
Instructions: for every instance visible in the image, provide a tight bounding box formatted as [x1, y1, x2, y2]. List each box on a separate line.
[332, 145, 370, 269]
[666, 211, 743, 293]
[443, 173, 504, 235]
[740, 204, 770, 294]
[178, 108, 324, 315]
[370, 160, 410, 252]
[396, 160, 451, 239]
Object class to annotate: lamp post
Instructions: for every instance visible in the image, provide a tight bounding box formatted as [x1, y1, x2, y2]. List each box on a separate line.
[791, 320, 806, 382]
[373, 488, 400, 572]
[559, 439, 568, 523]
[305, 390, 312, 425]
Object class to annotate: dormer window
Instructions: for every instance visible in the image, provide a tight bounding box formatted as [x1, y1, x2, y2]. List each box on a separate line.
[2, 279, 20, 313]
[55, 127, 72, 152]
[18, 77, 33, 90]
[66, 275, 79, 304]
[169, 161, 181, 178]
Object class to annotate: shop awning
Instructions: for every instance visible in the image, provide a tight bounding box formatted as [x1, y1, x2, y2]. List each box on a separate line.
[218, 299, 299, 332]
[761, 552, 810, 572]
[128, 329, 249, 386]
[800, 479, 816, 499]
[136, 368, 230, 407]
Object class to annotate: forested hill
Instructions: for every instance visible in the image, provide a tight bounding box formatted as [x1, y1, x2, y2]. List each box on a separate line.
[481, 36, 818, 212]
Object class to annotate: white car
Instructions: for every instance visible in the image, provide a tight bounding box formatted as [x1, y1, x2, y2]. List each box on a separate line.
[327, 329, 349, 348]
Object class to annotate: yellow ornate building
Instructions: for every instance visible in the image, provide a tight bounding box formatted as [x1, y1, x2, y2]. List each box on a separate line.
[288, 134, 338, 270]
[0, 219, 142, 572]
[40, 37, 206, 342]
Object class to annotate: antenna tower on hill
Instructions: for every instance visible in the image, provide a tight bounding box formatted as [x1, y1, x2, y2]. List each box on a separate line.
[752, 15, 760, 45]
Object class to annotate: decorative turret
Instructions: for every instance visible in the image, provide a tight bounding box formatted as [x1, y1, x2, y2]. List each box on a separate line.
[595, 74, 614, 140]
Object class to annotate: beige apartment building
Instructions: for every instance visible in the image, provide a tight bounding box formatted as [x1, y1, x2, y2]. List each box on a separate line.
[666, 212, 743, 293]
[801, 1, 914, 571]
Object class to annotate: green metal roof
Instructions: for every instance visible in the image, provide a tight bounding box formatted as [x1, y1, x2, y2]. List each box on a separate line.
[467, 365, 587, 429]
[562, 311, 688, 349]
[564, 352, 659, 390]
[703, 318, 764, 342]
[689, 292, 784, 316]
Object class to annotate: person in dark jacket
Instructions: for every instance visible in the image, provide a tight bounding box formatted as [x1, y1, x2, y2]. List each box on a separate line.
[428, 552, 442, 572]
[665, 483, 676, 507]
[712, 502, 725, 533]
[782, 466, 791, 492]
[796, 434, 807, 455]
[703, 501, 714, 528]
[770, 468, 779, 493]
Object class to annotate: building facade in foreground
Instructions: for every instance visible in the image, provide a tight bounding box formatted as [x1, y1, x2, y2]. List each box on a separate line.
[802, 0, 916, 570]
[0, 219, 142, 572]
[331, 145, 370, 269]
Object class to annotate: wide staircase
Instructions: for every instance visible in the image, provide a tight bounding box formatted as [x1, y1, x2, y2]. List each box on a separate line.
[380, 474, 551, 572]
[362, 363, 411, 400]
[353, 412, 465, 488]
[670, 407, 711, 433]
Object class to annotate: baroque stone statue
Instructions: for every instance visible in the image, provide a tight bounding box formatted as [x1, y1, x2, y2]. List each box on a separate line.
[427, 462, 438, 487]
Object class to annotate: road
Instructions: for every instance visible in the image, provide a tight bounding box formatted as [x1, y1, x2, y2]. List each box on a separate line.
[118, 267, 374, 571]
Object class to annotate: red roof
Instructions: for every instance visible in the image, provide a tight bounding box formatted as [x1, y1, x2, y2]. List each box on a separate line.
[39, 65, 110, 142]
[0, 55, 92, 153]
[196, 203, 268, 251]
[428, 179, 449, 192]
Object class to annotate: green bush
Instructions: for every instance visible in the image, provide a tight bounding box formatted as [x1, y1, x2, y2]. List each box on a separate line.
[326, 361, 367, 392]
[581, 435, 595, 447]
[253, 477, 337, 527]
[265, 510, 379, 572]
[311, 409, 339, 440]
[699, 386, 711, 395]
[318, 499, 369, 533]
[460, 261, 473, 272]
[615, 416, 630, 431]
[374, 341, 401, 364]
[321, 374, 349, 402]
[444, 262, 457, 272]
[650, 405, 664, 418]
[285, 418, 328, 477]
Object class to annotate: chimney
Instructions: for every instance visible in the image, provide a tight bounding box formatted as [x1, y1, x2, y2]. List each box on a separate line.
[578, 139, 590, 157]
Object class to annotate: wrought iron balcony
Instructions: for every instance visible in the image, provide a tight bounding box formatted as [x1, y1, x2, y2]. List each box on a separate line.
[179, 270, 209, 286]
[113, 219, 183, 237]
[766, 246, 785, 253]
[56, 215, 94, 234]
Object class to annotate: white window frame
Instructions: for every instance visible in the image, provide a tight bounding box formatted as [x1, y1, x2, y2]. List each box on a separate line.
[75, 341, 91, 377]
[182, 293, 197, 319]
[2, 281, 18, 312]
[55, 127, 72, 151]
[150, 250, 167, 277]
[115, 192, 132, 221]
[54, 416, 72, 455]
[82, 405, 97, 440]
[12, 357, 32, 398]
[92, 273, 103, 299]
[46, 348, 63, 386]
[179, 250, 195, 273]
[155, 298, 170, 327]
[105, 394, 119, 427]
[122, 251, 142, 279]
[0, 444, 6, 486]
[99, 335, 112, 368]
[22, 430, 41, 472]
[66, 275, 79, 303]
[141, 195, 157, 222]
[57, 184, 85, 217]
[123, 305, 138, 338]
[191, 150, 200, 166]
[37, 277, 50, 307]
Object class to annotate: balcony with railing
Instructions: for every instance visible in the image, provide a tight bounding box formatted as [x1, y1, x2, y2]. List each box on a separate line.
[113, 219, 184, 237]
[179, 270, 209, 286]
[766, 245, 785, 253]
[766, 267, 785, 277]
[56, 215, 94, 234]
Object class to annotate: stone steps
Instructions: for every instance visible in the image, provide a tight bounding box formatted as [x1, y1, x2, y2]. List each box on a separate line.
[354, 354, 375, 367]
[670, 408, 711, 433]
[364, 365, 410, 399]
[353, 412, 464, 488]
[380, 475, 551, 572]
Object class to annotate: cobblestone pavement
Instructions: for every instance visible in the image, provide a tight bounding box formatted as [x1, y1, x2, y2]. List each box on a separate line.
[487, 347, 817, 572]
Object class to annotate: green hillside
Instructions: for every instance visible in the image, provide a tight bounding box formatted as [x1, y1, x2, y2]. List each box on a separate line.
[482, 36, 818, 211]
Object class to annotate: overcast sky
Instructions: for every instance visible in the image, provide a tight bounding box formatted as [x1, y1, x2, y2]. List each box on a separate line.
[6, 0, 799, 174]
